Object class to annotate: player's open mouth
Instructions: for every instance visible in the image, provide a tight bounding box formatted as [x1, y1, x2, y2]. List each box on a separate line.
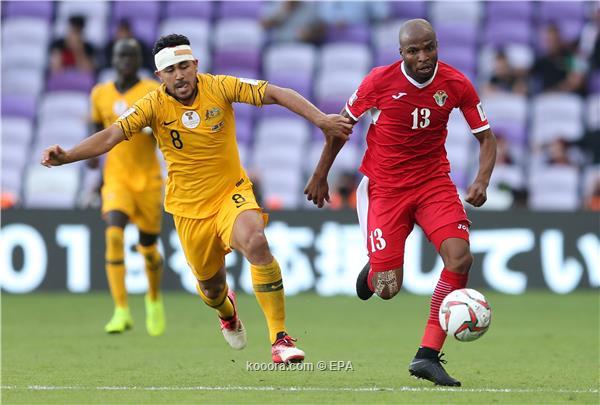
[176, 82, 188, 90]
[417, 66, 433, 74]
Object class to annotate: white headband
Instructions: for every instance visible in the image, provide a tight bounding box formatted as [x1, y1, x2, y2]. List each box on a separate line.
[154, 44, 195, 71]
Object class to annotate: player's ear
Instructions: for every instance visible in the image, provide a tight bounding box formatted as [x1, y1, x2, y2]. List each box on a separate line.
[193, 59, 199, 71]
[154, 70, 162, 81]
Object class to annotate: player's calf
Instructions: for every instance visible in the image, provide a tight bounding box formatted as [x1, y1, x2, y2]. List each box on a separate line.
[356, 265, 403, 300]
[371, 268, 402, 300]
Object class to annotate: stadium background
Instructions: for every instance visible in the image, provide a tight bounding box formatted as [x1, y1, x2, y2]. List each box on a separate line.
[1, 0, 598, 294]
[1, 1, 598, 403]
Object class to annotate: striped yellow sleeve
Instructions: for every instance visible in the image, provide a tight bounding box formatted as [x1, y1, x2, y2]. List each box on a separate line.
[214, 75, 268, 107]
[114, 94, 154, 139]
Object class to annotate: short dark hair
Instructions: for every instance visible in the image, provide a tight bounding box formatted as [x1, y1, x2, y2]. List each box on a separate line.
[152, 34, 190, 56]
[68, 15, 86, 30]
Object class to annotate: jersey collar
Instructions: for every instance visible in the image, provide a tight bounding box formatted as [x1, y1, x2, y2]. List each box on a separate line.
[400, 61, 438, 89]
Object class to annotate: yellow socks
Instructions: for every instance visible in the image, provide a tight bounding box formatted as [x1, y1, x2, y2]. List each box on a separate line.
[251, 259, 286, 343]
[196, 283, 235, 320]
[105, 226, 127, 308]
[137, 244, 163, 301]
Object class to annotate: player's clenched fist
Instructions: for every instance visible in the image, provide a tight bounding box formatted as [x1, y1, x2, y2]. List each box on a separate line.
[318, 114, 353, 141]
[465, 181, 488, 207]
[41, 144, 68, 167]
[304, 174, 330, 208]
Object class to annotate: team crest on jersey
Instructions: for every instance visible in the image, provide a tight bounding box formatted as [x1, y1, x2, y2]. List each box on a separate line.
[113, 99, 128, 115]
[433, 90, 448, 107]
[182, 111, 200, 129]
[205, 107, 221, 120]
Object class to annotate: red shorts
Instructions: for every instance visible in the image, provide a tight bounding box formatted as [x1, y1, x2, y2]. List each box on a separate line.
[356, 174, 470, 271]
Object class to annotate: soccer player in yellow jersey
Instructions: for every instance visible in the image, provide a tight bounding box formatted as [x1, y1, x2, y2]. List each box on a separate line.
[42, 34, 352, 364]
[89, 39, 165, 336]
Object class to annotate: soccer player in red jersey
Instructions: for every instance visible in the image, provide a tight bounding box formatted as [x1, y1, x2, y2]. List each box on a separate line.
[305, 19, 497, 386]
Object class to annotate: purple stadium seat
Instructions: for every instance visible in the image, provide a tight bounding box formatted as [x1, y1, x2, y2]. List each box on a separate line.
[557, 19, 585, 44]
[486, 1, 533, 22]
[259, 104, 299, 121]
[435, 23, 478, 47]
[266, 72, 312, 99]
[213, 49, 261, 74]
[112, 1, 161, 21]
[46, 70, 94, 93]
[235, 117, 253, 145]
[233, 102, 255, 123]
[326, 24, 371, 44]
[438, 46, 477, 76]
[4, 1, 53, 19]
[484, 21, 532, 46]
[317, 98, 346, 115]
[590, 70, 600, 93]
[165, 1, 213, 19]
[375, 48, 400, 67]
[111, 18, 157, 47]
[490, 121, 527, 146]
[389, 1, 427, 19]
[1, 95, 37, 121]
[539, 1, 586, 23]
[217, 1, 264, 19]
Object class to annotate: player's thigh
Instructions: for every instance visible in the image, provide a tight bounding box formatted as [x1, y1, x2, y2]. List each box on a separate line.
[362, 181, 415, 272]
[101, 182, 135, 219]
[216, 182, 266, 251]
[414, 175, 470, 250]
[172, 215, 227, 281]
[131, 186, 163, 236]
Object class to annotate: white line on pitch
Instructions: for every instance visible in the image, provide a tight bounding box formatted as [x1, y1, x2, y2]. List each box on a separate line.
[1, 385, 598, 394]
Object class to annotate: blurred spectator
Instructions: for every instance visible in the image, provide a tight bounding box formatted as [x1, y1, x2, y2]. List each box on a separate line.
[483, 51, 528, 95]
[329, 171, 357, 210]
[584, 178, 600, 211]
[104, 19, 153, 71]
[577, 3, 600, 72]
[49, 15, 96, 73]
[545, 138, 579, 166]
[490, 136, 527, 208]
[261, 1, 324, 44]
[532, 24, 584, 93]
[318, 1, 389, 27]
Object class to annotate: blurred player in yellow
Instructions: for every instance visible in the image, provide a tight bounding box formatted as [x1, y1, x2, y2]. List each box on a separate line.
[88, 38, 165, 336]
[42, 34, 352, 363]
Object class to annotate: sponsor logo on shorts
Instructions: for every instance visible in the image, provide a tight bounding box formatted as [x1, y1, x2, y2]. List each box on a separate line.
[458, 223, 469, 233]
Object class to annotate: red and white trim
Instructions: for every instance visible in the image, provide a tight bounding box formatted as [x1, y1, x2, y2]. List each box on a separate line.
[356, 176, 370, 247]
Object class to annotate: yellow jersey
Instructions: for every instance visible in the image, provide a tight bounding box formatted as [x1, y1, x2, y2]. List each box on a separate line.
[90, 79, 162, 192]
[115, 73, 267, 219]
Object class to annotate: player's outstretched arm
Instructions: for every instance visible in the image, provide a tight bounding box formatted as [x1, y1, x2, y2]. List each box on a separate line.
[304, 109, 357, 208]
[41, 124, 126, 168]
[262, 84, 353, 141]
[466, 128, 497, 207]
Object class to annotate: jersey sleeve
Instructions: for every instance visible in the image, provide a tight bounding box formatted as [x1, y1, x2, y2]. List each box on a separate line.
[345, 70, 378, 121]
[459, 78, 490, 134]
[115, 94, 154, 140]
[215, 75, 268, 107]
[89, 86, 102, 125]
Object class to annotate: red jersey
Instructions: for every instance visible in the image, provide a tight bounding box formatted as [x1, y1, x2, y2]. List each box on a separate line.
[346, 60, 489, 188]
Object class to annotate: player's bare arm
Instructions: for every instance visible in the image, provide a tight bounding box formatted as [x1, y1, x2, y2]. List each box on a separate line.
[304, 109, 357, 208]
[466, 128, 497, 207]
[85, 123, 105, 169]
[41, 124, 126, 167]
[262, 84, 353, 141]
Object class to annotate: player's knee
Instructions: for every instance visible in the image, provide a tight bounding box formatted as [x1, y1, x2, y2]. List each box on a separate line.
[198, 282, 226, 300]
[243, 231, 270, 262]
[446, 252, 473, 274]
[372, 269, 402, 300]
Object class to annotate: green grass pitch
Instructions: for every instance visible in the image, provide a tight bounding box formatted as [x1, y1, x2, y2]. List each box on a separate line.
[2, 291, 598, 403]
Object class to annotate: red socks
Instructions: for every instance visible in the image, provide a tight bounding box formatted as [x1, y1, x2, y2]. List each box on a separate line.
[420, 268, 468, 351]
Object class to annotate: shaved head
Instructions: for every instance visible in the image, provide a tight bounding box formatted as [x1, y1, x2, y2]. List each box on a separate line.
[398, 19, 438, 83]
[113, 38, 142, 77]
[399, 19, 436, 48]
